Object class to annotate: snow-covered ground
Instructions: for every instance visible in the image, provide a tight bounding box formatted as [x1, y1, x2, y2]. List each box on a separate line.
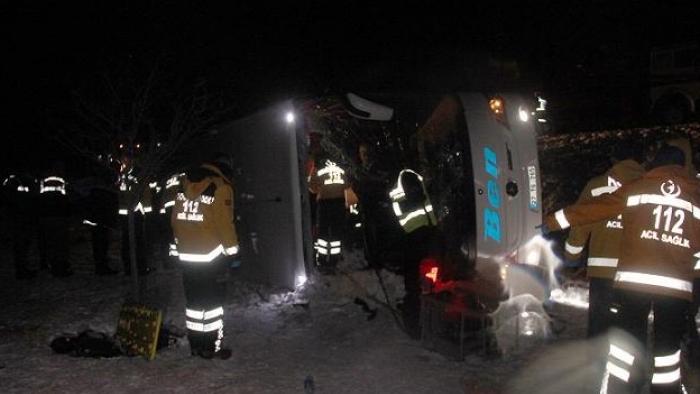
[0, 208, 594, 394]
[2, 124, 700, 394]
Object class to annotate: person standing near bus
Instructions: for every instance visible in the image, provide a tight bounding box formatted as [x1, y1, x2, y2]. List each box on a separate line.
[171, 153, 239, 360]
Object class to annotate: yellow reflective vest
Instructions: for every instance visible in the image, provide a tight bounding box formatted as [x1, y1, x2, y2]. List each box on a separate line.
[171, 164, 239, 263]
[389, 169, 436, 234]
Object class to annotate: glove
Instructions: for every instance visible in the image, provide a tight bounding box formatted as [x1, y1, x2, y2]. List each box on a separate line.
[536, 223, 551, 236]
[229, 254, 242, 268]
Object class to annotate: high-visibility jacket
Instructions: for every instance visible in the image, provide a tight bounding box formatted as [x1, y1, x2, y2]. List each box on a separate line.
[308, 159, 348, 200]
[38, 174, 71, 218]
[171, 164, 239, 263]
[159, 172, 184, 214]
[546, 164, 700, 301]
[389, 169, 436, 234]
[117, 172, 153, 216]
[39, 176, 66, 195]
[563, 159, 645, 278]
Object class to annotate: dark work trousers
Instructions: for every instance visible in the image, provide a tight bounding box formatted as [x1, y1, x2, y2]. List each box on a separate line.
[120, 213, 148, 275]
[38, 216, 71, 276]
[315, 198, 346, 268]
[11, 213, 37, 273]
[181, 255, 227, 353]
[605, 289, 690, 394]
[588, 277, 615, 338]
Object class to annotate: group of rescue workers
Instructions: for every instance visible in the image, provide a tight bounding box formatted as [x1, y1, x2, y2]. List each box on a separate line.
[307, 137, 439, 339]
[543, 135, 700, 394]
[0, 151, 239, 360]
[4, 128, 698, 379]
[2, 160, 75, 279]
[1, 156, 169, 280]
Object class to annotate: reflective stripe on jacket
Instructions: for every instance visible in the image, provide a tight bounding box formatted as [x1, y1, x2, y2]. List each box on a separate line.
[389, 169, 436, 234]
[117, 173, 153, 216]
[171, 164, 239, 263]
[546, 165, 700, 301]
[564, 159, 645, 278]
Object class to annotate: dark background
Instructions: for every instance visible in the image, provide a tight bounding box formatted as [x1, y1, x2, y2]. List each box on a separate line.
[3, 1, 698, 172]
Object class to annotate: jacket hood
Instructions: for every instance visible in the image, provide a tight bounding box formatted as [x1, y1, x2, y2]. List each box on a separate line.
[183, 163, 230, 200]
[608, 159, 645, 182]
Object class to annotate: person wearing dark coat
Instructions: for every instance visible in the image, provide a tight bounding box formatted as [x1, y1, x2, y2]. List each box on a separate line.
[2, 172, 40, 279]
[37, 160, 74, 277]
[86, 167, 119, 276]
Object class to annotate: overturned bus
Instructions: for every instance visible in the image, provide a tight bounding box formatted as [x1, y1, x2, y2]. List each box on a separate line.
[175, 91, 544, 353]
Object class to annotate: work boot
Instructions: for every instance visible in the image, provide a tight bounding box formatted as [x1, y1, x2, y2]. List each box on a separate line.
[196, 348, 232, 360]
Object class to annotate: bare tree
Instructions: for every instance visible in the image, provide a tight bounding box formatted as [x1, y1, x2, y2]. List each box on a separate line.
[52, 59, 229, 301]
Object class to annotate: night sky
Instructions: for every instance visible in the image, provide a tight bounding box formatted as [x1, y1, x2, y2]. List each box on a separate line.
[3, 1, 697, 172]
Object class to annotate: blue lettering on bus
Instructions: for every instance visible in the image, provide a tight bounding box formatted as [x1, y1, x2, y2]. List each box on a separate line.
[484, 147, 498, 178]
[484, 207, 501, 242]
[483, 147, 502, 242]
[487, 179, 500, 208]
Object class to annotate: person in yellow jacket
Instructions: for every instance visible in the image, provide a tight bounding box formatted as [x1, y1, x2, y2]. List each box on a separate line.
[308, 153, 350, 273]
[171, 154, 239, 360]
[562, 145, 645, 338]
[542, 145, 700, 394]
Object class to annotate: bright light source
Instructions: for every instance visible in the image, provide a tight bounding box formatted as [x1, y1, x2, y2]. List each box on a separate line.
[296, 275, 307, 287]
[489, 98, 504, 115]
[518, 106, 529, 122]
[286, 112, 295, 123]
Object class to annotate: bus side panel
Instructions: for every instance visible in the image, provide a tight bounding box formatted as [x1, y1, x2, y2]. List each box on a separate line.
[196, 101, 309, 289]
[459, 93, 541, 260]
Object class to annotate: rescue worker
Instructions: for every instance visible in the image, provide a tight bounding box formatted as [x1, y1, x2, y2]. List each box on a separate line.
[663, 134, 700, 374]
[389, 168, 438, 339]
[86, 166, 119, 276]
[562, 144, 645, 338]
[158, 170, 185, 269]
[117, 157, 153, 276]
[171, 154, 238, 360]
[308, 153, 350, 273]
[542, 145, 700, 394]
[37, 160, 74, 277]
[2, 173, 39, 279]
[351, 143, 397, 270]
